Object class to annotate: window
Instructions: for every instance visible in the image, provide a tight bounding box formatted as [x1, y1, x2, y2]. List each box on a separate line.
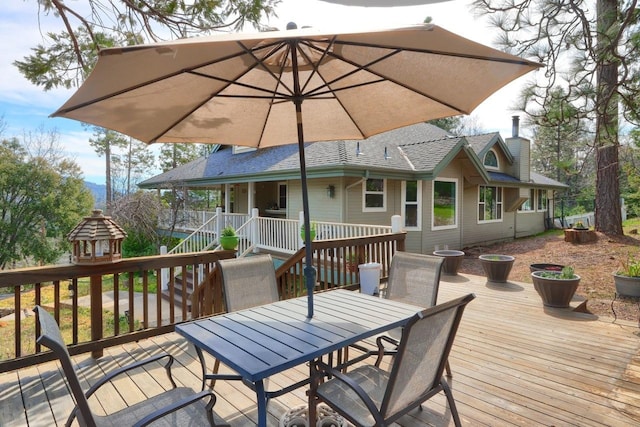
[402, 180, 422, 230]
[518, 189, 535, 212]
[432, 179, 458, 229]
[537, 189, 548, 212]
[363, 178, 386, 212]
[278, 183, 287, 209]
[478, 185, 503, 222]
[484, 149, 499, 169]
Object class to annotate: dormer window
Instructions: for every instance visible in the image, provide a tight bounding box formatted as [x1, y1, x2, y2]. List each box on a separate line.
[484, 149, 499, 169]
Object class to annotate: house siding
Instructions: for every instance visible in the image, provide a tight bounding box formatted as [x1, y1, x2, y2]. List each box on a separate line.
[515, 210, 545, 238]
[288, 178, 344, 223]
[462, 185, 516, 247]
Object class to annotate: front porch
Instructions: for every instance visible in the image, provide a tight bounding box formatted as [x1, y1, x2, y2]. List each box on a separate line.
[2, 272, 639, 426]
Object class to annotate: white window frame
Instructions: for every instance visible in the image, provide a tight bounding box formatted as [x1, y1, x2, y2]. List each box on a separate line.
[537, 189, 548, 212]
[362, 178, 387, 212]
[518, 188, 536, 213]
[232, 145, 257, 154]
[432, 178, 458, 230]
[478, 185, 503, 223]
[278, 182, 287, 209]
[401, 180, 422, 230]
[483, 149, 500, 170]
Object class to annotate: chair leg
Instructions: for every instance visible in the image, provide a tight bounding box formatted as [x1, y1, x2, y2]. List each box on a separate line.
[445, 359, 452, 377]
[441, 379, 462, 427]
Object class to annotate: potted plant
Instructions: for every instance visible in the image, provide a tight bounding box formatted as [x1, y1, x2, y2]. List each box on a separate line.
[479, 254, 515, 283]
[300, 222, 316, 241]
[529, 263, 564, 273]
[433, 249, 465, 275]
[219, 225, 239, 250]
[572, 221, 588, 230]
[613, 255, 640, 297]
[531, 266, 581, 308]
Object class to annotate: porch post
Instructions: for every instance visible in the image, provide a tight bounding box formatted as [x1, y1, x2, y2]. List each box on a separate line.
[252, 208, 259, 253]
[216, 206, 223, 244]
[299, 211, 305, 248]
[391, 215, 402, 233]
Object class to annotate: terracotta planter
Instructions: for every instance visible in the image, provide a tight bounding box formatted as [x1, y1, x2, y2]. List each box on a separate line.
[531, 271, 580, 308]
[479, 254, 514, 283]
[613, 274, 640, 297]
[433, 250, 465, 275]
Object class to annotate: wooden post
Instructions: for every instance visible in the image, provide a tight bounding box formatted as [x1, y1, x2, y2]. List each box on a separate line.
[90, 275, 103, 358]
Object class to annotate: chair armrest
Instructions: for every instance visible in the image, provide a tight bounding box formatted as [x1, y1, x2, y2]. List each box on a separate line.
[134, 389, 227, 427]
[85, 353, 176, 400]
[374, 334, 399, 367]
[313, 360, 385, 425]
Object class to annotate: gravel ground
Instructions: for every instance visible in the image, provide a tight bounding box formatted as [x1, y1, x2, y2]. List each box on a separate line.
[457, 230, 640, 323]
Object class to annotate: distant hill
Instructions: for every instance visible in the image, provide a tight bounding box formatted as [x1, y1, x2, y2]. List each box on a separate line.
[85, 181, 107, 209]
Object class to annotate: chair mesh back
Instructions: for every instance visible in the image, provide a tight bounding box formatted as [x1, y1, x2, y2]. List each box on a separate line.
[381, 294, 474, 418]
[218, 255, 280, 312]
[34, 306, 97, 427]
[387, 252, 444, 307]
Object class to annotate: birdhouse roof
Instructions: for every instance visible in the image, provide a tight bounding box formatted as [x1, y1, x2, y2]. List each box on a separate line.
[67, 210, 127, 241]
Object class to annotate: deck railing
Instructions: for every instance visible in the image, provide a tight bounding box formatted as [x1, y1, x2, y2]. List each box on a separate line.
[276, 232, 406, 300]
[0, 250, 235, 373]
[0, 232, 406, 374]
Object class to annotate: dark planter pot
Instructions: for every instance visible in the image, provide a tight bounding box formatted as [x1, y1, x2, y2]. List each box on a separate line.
[479, 254, 515, 283]
[531, 271, 580, 308]
[433, 250, 465, 275]
[219, 235, 239, 250]
[613, 274, 640, 297]
[529, 263, 564, 273]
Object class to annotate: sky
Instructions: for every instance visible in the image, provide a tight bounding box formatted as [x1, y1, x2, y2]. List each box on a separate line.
[0, 0, 535, 185]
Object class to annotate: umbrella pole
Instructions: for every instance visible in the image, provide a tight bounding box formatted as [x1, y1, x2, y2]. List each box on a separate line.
[290, 41, 316, 319]
[298, 133, 316, 319]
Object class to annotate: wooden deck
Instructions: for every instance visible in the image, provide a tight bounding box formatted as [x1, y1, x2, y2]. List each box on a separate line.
[2, 272, 640, 426]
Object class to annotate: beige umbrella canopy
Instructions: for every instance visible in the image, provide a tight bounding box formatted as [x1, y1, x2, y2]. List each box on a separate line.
[53, 23, 542, 317]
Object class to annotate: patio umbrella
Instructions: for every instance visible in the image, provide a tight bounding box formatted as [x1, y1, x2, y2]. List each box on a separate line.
[52, 23, 542, 318]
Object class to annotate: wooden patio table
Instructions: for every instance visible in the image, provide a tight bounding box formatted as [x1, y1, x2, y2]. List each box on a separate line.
[176, 289, 421, 426]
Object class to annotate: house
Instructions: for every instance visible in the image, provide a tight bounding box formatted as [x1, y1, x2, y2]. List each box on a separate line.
[139, 117, 567, 253]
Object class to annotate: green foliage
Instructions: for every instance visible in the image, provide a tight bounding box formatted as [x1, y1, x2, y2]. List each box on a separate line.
[617, 255, 640, 277]
[221, 225, 237, 237]
[0, 136, 93, 268]
[538, 266, 577, 279]
[122, 229, 156, 258]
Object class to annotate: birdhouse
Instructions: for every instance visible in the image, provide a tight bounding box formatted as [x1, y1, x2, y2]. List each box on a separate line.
[67, 210, 127, 265]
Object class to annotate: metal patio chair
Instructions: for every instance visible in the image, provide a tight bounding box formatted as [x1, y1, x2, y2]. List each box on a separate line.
[310, 293, 475, 427]
[376, 251, 452, 375]
[218, 254, 280, 312]
[34, 306, 227, 427]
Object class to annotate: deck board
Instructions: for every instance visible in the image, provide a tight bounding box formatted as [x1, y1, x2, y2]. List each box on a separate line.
[1, 272, 640, 426]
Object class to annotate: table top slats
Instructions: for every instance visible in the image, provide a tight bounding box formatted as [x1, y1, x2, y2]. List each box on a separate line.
[176, 290, 420, 381]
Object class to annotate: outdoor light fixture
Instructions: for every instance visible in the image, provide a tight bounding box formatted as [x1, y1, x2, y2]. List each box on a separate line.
[326, 185, 336, 199]
[67, 282, 74, 297]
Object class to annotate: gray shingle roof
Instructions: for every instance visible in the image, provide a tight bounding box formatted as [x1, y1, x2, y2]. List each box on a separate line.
[138, 122, 566, 191]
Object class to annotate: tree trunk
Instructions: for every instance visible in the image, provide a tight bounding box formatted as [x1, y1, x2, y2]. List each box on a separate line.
[594, 0, 622, 235]
[595, 144, 622, 234]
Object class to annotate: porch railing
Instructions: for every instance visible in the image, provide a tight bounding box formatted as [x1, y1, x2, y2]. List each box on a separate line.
[168, 210, 250, 255]
[162, 208, 397, 257]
